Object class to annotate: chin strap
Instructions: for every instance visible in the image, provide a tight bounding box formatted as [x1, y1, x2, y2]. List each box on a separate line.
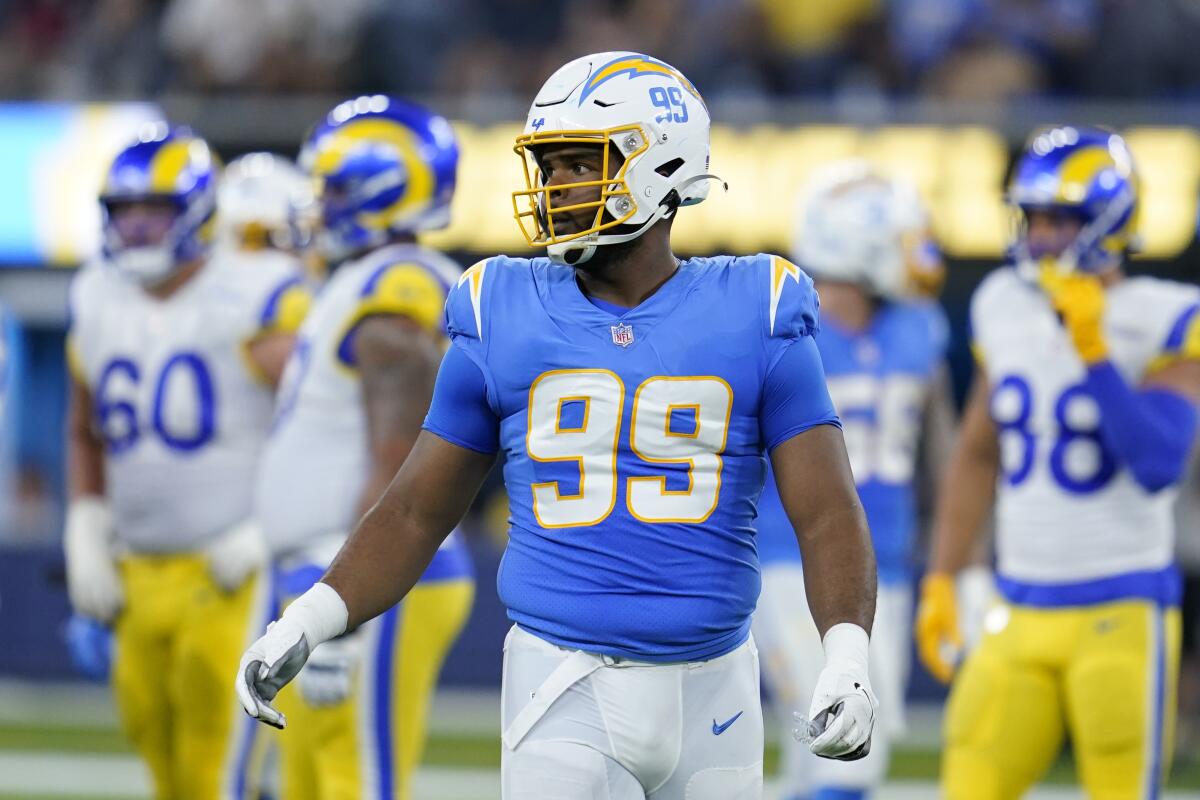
[547, 174, 727, 266]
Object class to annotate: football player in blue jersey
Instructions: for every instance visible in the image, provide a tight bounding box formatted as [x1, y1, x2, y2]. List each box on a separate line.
[237, 52, 879, 799]
[752, 162, 957, 800]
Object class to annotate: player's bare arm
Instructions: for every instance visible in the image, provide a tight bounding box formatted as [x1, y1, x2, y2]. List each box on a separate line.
[63, 374, 124, 622]
[771, 424, 875, 636]
[353, 314, 442, 518]
[1143, 358, 1200, 404]
[326, 432, 493, 627]
[66, 376, 105, 498]
[237, 431, 492, 727]
[917, 366, 997, 681]
[244, 331, 297, 389]
[772, 422, 879, 760]
[927, 368, 997, 576]
[919, 364, 957, 496]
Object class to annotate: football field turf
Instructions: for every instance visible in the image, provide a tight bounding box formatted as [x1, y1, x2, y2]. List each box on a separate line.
[2, 720, 1200, 799]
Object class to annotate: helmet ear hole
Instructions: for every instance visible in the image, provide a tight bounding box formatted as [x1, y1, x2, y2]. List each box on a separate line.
[655, 158, 685, 178]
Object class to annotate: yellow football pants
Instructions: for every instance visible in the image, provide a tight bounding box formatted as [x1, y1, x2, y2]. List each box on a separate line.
[276, 579, 474, 800]
[942, 599, 1181, 800]
[113, 554, 268, 800]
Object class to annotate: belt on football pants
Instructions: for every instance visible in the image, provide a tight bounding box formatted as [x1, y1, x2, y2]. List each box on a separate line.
[502, 648, 606, 750]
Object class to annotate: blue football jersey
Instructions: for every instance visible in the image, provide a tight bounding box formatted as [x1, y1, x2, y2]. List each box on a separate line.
[428, 254, 838, 662]
[757, 300, 948, 585]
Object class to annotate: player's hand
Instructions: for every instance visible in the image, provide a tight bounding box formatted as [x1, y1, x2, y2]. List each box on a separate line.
[916, 572, 962, 683]
[236, 617, 311, 729]
[64, 497, 123, 623]
[236, 582, 349, 729]
[805, 623, 877, 760]
[205, 519, 267, 592]
[298, 630, 362, 707]
[1038, 262, 1108, 363]
[64, 614, 114, 683]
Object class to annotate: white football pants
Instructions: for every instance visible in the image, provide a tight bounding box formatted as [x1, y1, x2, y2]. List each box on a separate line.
[752, 564, 912, 797]
[500, 625, 764, 799]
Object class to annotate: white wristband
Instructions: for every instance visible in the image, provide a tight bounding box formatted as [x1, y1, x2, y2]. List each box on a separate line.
[281, 582, 349, 647]
[822, 623, 869, 666]
[65, 496, 114, 550]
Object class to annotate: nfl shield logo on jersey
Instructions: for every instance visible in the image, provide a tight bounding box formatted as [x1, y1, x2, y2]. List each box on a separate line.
[611, 323, 634, 347]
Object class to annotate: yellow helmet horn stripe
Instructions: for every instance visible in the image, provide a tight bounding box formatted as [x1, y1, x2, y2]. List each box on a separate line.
[148, 139, 201, 194]
[312, 118, 434, 228]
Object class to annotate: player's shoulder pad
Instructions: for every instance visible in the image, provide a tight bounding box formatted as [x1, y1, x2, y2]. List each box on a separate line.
[350, 252, 457, 337]
[444, 257, 493, 343]
[750, 253, 818, 340]
[214, 250, 312, 337]
[1124, 275, 1200, 360]
[444, 255, 537, 345]
[968, 265, 1024, 335]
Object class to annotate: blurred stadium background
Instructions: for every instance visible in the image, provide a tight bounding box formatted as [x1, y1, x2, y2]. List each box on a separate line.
[1, 0, 1200, 797]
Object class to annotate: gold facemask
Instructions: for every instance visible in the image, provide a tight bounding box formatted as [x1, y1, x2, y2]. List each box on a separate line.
[511, 125, 650, 248]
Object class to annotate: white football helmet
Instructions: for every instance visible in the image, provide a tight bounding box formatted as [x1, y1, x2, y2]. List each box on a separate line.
[513, 52, 720, 265]
[794, 160, 944, 299]
[217, 152, 314, 252]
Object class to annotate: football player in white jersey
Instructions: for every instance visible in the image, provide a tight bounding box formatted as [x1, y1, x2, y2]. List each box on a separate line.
[217, 152, 316, 260]
[64, 125, 310, 799]
[251, 97, 474, 800]
[752, 163, 956, 800]
[917, 126, 1200, 798]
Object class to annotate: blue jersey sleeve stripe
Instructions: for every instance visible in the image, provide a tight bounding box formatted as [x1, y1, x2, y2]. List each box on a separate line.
[1164, 302, 1200, 352]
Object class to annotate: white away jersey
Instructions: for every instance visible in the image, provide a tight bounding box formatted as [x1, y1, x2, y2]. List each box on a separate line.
[256, 244, 461, 556]
[971, 267, 1200, 585]
[68, 251, 308, 553]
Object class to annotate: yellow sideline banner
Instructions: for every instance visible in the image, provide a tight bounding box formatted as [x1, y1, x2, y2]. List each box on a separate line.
[3, 112, 1196, 264]
[424, 124, 1200, 260]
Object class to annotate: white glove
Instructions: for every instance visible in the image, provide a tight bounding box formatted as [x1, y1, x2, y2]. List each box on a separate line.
[205, 519, 267, 592]
[64, 497, 123, 623]
[298, 629, 363, 707]
[236, 582, 349, 729]
[805, 623, 878, 761]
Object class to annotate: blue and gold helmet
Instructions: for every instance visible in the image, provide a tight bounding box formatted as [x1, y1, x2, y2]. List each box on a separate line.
[1008, 126, 1139, 273]
[300, 95, 458, 263]
[100, 123, 219, 285]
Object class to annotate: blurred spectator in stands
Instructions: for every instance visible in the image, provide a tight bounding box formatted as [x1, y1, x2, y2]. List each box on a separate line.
[436, 0, 569, 108]
[892, 0, 1096, 100]
[751, 0, 887, 94]
[1076, 0, 1200, 98]
[0, 0, 87, 97]
[358, 0, 467, 96]
[161, 0, 372, 91]
[72, 0, 167, 98]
